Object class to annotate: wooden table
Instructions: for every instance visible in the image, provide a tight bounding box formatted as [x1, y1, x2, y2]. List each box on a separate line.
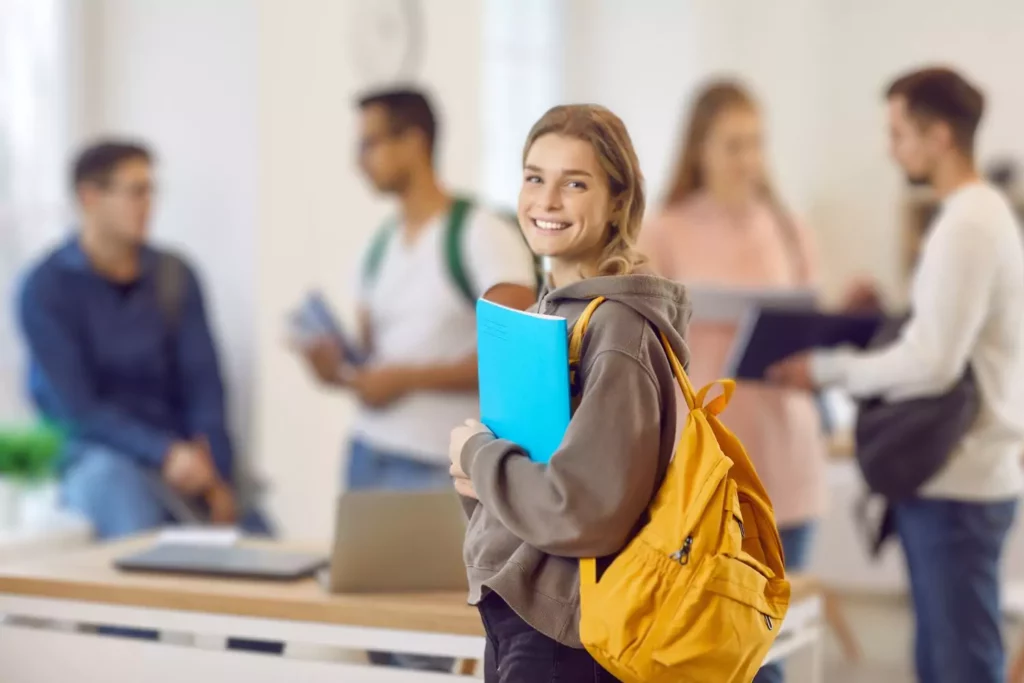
[0, 536, 824, 682]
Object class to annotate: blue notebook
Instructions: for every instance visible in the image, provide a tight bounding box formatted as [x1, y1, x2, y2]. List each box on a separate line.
[477, 300, 570, 464]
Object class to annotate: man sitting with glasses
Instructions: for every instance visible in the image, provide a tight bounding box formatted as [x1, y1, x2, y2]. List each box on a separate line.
[18, 140, 258, 541]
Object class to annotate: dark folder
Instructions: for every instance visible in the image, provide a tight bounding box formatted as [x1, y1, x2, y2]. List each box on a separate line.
[726, 309, 884, 381]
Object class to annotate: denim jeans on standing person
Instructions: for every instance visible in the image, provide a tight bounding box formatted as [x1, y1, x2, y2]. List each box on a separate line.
[753, 522, 816, 683]
[480, 593, 620, 683]
[347, 438, 454, 492]
[893, 497, 1017, 683]
[346, 438, 456, 672]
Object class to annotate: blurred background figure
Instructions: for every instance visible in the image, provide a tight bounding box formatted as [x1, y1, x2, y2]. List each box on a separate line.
[641, 81, 826, 682]
[770, 67, 1024, 683]
[293, 88, 536, 673]
[296, 89, 536, 494]
[18, 141, 264, 541]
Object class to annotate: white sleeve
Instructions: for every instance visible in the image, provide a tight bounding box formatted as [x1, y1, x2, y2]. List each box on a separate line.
[811, 214, 997, 400]
[463, 208, 538, 296]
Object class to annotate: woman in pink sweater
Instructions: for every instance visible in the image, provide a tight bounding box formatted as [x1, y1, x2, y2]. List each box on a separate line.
[641, 80, 826, 683]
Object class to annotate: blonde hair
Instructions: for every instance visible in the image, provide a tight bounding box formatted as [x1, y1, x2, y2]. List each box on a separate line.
[522, 104, 646, 277]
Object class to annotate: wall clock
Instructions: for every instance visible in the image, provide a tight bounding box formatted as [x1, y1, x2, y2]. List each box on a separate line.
[346, 0, 424, 88]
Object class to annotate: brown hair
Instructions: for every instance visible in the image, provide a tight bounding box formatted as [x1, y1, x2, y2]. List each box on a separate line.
[72, 140, 153, 191]
[885, 67, 984, 157]
[523, 104, 646, 277]
[357, 88, 438, 159]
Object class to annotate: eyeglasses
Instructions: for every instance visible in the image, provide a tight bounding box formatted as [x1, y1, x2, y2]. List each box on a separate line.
[104, 182, 156, 200]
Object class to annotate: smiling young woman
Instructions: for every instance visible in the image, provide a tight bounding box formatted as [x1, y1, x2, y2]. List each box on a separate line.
[516, 105, 647, 287]
[448, 105, 692, 682]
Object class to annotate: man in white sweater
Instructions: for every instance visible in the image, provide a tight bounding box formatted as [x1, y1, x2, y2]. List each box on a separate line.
[771, 67, 1024, 683]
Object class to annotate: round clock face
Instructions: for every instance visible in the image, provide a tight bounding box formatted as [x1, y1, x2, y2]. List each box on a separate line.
[346, 0, 423, 87]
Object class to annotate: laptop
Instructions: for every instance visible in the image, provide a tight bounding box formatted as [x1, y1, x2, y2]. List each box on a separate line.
[115, 543, 328, 581]
[319, 489, 469, 594]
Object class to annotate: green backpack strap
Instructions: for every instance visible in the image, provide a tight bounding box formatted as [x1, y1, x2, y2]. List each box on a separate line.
[444, 197, 476, 305]
[369, 198, 539, 306]
[362, 220, 396, 289]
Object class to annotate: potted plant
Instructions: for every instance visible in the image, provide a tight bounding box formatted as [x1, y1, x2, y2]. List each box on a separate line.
[0, 422, 63, 531]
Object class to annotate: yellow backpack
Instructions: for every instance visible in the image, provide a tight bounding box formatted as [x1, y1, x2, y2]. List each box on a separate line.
[572, 297, 790, 683]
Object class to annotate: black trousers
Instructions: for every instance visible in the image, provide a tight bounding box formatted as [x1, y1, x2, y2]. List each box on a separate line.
[479, 594, 619, 683]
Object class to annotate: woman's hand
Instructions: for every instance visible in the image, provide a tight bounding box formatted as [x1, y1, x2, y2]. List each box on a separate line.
[452, 475, 478, 500]
[449, 420, 492, 500]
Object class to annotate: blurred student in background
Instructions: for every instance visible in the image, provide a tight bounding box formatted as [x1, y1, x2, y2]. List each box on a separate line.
[299, 87, 536, 491]
[19, 140, 276, 653]
[19, 141, 257, 539]
[641, 81, 825, 683]
[770, 67, 1024, 683]
[296, 89, 536, 671]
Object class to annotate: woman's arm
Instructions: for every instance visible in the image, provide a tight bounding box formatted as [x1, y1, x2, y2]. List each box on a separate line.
[460, 347, 665, 558]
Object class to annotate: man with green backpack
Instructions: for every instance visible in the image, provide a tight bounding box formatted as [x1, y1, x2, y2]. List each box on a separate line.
[297, 88, 537, 672]
[298, 89, 536, 499]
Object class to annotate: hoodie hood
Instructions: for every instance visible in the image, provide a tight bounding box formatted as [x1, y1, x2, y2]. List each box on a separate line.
[537, 273, 692, 369]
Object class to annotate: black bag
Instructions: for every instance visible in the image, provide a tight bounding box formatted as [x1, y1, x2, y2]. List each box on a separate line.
[854, 315, 980, 501]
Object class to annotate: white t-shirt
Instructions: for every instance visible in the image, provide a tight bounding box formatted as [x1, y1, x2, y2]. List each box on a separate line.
[353, 203, 537, 463]
[813, 182, 1024, 500]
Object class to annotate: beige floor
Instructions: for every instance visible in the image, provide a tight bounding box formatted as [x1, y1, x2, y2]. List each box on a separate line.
[811, 595, 1023, 683]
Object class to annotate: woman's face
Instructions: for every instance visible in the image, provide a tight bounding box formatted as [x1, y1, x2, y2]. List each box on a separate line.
[518, 133, 613, 265]
[700, 105, 765, 198]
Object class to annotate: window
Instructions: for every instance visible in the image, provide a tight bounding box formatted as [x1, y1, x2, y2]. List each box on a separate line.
[0, 0, 70, 419]
[480, 0, 563, 212]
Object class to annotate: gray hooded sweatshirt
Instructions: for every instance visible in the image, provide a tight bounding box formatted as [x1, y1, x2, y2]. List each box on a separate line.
[460, 273, 692, 647]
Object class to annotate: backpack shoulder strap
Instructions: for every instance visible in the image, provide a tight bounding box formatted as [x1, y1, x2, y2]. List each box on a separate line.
[156, 250, 188, 332]
[444, 197, 475, 304]
[567, 297, 607, 395]
[362, 220, 397, 289]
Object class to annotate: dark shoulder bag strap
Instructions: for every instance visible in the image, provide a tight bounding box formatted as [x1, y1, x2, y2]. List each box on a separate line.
[156, 251, 188, 332]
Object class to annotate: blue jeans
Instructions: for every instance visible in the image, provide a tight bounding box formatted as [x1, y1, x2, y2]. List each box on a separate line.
[347, 439, 453, 492]
[346, 439, 454, 672]
[62, 445, 280, 654]
[62, 445, 272, 539]
[754, 522, 816, 683]
[894, 497, 1017, 683]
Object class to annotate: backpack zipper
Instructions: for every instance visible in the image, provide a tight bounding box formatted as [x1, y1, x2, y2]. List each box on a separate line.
[670, 536, 693, 565]
[763, 614, 773, 631]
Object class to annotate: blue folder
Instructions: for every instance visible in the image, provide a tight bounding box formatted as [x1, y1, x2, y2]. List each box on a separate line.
[476, 300, 570, 464]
